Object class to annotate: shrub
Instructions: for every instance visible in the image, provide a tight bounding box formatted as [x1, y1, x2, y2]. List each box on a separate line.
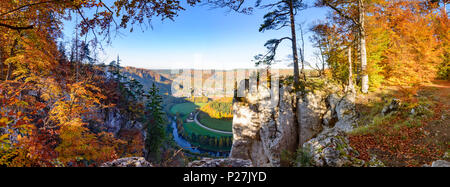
[295, 147, 312, 167]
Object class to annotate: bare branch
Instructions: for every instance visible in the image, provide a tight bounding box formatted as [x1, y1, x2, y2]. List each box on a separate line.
[0, 0, 58, 17]
[0, 22, 33, 30]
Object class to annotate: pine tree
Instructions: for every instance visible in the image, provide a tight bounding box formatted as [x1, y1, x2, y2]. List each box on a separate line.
[144, 83, 166, 162]
[253, 0, 307, 89]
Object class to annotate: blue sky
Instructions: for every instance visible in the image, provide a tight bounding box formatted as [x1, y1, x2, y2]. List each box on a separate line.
[62, 0, 329, 70]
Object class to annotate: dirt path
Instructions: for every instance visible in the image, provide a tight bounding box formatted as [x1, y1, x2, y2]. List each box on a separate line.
[425, 80, 450, 104]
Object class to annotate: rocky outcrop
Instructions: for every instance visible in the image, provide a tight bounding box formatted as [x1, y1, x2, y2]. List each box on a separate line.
[101, 157, 153, 167]
[431, 160, 450, 167]
[231, 84, 297, 166]
[100, 108, 145, 137]
[302, 128, 362, 167]
[301, 128, 386, 167]
[297, 91, 326, 146]
[188, 158, 253, 167]
[231, 81, 301, 167]
[96, 107, 147, 156]
[102, 157, 252, 167]
[382, 98, 401, 116]
[230, 79, 359, 166]
[301, 128, 387, 167]
[334, 93, 357, 133]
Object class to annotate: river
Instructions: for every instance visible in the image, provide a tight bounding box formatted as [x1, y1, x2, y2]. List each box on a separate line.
[169, 118, 230, 157]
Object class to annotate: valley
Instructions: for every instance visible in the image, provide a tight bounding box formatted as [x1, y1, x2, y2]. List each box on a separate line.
[121, 67, 245, 155]
[0, 0, 448, 169]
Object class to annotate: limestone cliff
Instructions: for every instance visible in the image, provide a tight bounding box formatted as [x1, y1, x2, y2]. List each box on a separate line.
[230, 79, 359, 166]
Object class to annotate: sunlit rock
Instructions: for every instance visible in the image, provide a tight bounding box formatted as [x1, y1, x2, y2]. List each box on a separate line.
[101, 157, 152, 167]
[188, 158, 253, 167]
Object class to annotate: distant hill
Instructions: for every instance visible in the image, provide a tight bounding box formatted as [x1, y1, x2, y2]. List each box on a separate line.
[121, 67, 173, 96]
[121, 66, 297, 98]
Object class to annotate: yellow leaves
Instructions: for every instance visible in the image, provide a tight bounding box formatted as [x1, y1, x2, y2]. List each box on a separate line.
[49, 100, 70, 124]
[0, 117, 12, 127]
[370, 0, 443, 89]
[48, 80, 107, 126]
[39, 77, 62, 102]
[0, 134, 10, 144]
[55, 124, 123, 165]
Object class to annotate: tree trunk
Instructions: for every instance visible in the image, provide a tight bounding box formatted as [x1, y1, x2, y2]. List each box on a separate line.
[359, 0, 369, 93]
[348, 47, 355, 93]
[321, 48, 325, 76]
[288, 0, 300, 89]
[299, 24, 307, 81]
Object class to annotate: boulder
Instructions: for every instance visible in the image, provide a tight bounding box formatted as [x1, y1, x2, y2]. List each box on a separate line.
[101, 157, 152, 167]
[431, 160, 450, 167]
[188, 158, 253, 167]
[302, 128, 365, 167]
[382, 98, 401, 116]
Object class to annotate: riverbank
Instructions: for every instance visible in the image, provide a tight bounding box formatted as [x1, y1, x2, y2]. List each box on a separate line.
[168, 116, 230, 157]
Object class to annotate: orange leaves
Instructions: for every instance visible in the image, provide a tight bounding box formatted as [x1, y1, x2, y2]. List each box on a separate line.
[0, 117, 12, 128]
[55, 125, 124, 166]
[49, 80, 106, 126]
[376, 1, 443, 89]
[349, 99, 446, 167]
[117, 129, 144, 158]
[38, 77, 63, 102]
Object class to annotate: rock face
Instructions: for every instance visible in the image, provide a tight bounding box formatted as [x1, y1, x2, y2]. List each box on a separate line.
[230, 79, 359, 166]
[101, 157, 153, 167]
[333, 93, 357, 133]
[302, 128, 368, 167]
[231, 83, 298, 167]
[431, 160, 450, 167]
[101, 108, 146, 137]
[297, 91, 326, 146]
[301, 127, 386, 167]
[97, 107, 147, 156]
[188, 158, 253, 167]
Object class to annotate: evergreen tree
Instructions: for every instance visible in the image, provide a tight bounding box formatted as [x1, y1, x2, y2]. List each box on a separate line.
[144, 83, 166, 162]
[254, 0, 307, 90]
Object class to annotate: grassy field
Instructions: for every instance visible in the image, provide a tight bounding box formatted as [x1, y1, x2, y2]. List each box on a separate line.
[170, 102, 206, 116]
[198, 112, 232, 132]
[183, 122, 231, 138]
[170, 102, 231, 138]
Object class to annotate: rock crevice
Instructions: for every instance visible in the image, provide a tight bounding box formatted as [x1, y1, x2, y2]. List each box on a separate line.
[230, 80, 359, 166]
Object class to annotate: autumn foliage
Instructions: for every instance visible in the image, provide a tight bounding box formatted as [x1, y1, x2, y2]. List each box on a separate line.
[0, 0, 196, 166]
[200, 97, 233, 119]
[312, 0, 448, 95]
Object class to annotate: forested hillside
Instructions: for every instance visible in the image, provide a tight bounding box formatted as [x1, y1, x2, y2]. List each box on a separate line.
[121, 67, 173, 96]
